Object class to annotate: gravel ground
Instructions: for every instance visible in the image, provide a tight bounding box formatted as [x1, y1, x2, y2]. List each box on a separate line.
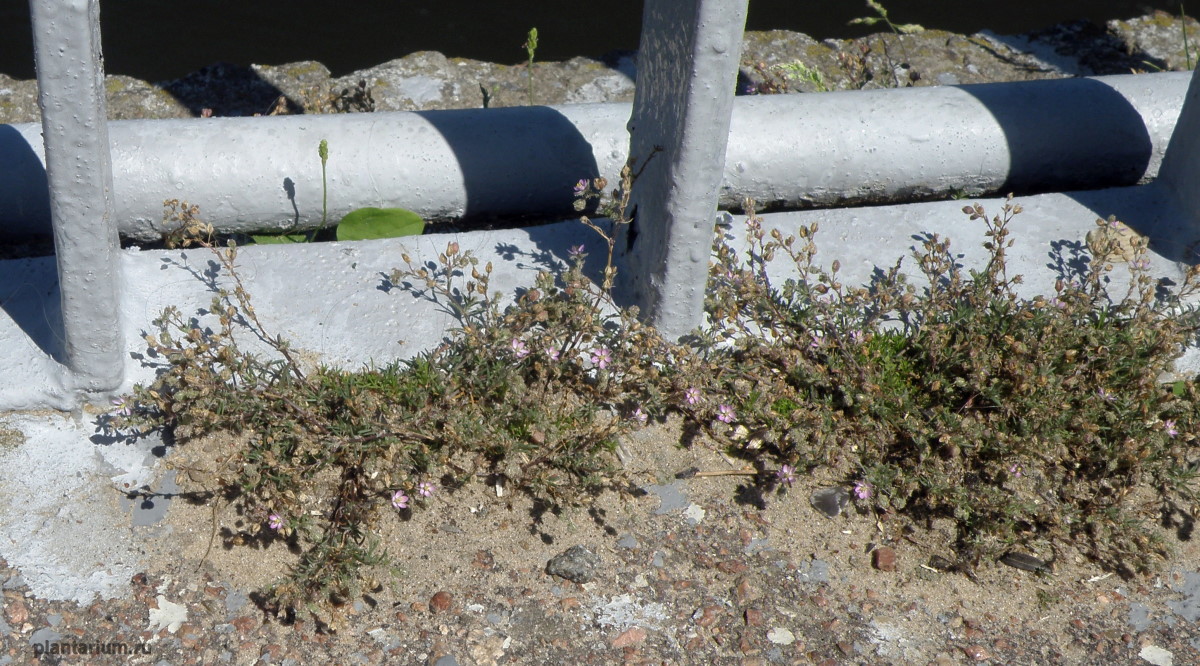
[2, 418, 1199, 665]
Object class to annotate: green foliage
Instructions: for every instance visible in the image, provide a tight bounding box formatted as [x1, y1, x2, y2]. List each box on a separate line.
[336, 208, 425, 241]
[849, 0, 925, 35]
[250, 140, 424, 245]
[523, 27, 539, 105]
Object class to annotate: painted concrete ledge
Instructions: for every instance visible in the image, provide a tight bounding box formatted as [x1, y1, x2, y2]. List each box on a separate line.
[2, 181, 1196, 413]
[0, 72, 1191, 240]
[0, 182, 1196, 602]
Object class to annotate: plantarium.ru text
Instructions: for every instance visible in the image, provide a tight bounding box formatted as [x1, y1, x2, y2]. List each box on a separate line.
[109, 184, 1200, 625]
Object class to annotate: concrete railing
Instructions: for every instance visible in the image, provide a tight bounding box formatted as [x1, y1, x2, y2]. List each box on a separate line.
[15, 0, 1200, 405]
[1, 75, 1190, 241]
[27, 0, 124, 394]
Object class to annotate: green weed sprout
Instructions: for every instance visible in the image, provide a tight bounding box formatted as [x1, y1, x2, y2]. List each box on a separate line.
[524, 27, 539, 105]
[848, 0, 924, 87]
[252, 140, 424, 244]
[318, 139, 329, 236]
[1183, 3, 1194, 70]
[849, 0, 924, 35]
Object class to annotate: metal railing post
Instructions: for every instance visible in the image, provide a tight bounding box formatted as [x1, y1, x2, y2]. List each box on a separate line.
[1158, 66, 1200, 224]
[29, 0, 124, 393]
[615, 0, 748, 341]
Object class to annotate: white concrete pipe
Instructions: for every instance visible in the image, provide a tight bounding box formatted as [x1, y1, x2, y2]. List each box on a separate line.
[0, 71, 1189, 241]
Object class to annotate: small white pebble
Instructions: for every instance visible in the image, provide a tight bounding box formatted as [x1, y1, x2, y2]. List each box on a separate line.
[767, 627, 795, 645]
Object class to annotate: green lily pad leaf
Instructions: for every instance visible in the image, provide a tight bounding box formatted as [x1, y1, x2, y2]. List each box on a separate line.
[250, 233, 311, 244]
[337, 207, 425, 241]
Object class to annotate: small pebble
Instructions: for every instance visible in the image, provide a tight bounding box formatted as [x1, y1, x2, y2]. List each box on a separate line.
[430, 591, 453, 613]
[872, 547, 897, 572]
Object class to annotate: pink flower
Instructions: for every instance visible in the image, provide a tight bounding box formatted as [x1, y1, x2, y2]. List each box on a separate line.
[391, 491, 409, 509]
[568, 244, 586, 258]
[1009, 463, 1024, 478]
[268, 513, 283, 530]
[632, 407, 648, 425]
[545, 346, 561, 362]
[777, 464, 796, 486]
[573, 179, 589, 195]
[1165, 420, 1179, 438]
[809, 330, 826, 349]
[418, 482, 435, 498]
[110, 396, 132, 417]
[685, 388, 700, 405]
[853, 481, 873, 500]
[591, 347, 612, 369]
[717, 404, 735, 423]
[511, 339, 529, 359]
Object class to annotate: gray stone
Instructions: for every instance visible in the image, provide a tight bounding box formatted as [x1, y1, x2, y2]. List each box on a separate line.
[546, 544, 601, 584]
[1129, 602, 1153, 631]
[1167, 571, 1200, 622]
[810, 486, 850, 518]
[4, 16, 1197, 126]
[643, 481, 689, 515]
[27, 627, 62, 646]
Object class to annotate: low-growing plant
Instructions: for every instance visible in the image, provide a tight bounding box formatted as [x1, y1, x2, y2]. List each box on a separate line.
[117, 160, 697, 624]
[694, 196, 1200, 575]
[123, 168, 1200, 625]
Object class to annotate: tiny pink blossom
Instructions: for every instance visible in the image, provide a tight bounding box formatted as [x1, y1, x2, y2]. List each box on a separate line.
[573, 179, 589, 195]
[391, 491, 409, 509]
[1165, 420, 1179, 437]
[568, 244, 586, 258]
[545, 346, 561, 362]
[1009, 463, 1024, 478]
[717, 404, 735, 423]
[853, 481, 874, 500]
[809, 330, 824, 349]
[632, 407, 648, 425]
[591, 347, 612, 369]
[511, 339, 529, 359]
[777, 464, 796, 486]
[110, 396, 132, 417]
[268, 513, 283, 530]
[685, 388, 700, 405]
[418, 482, 435, 498]
[1098, 388, 1116, 403]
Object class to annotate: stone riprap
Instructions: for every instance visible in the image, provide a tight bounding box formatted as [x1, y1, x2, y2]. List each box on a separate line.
[1, 11, 1197, 123]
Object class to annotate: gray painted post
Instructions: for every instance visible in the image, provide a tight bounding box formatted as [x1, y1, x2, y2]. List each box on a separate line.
[29, 0, 124, 393]
[615, 0, 748, 341]
[1158, 65, 1200, 224]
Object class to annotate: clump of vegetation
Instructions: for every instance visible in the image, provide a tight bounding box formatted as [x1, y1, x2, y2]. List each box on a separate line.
[696, 196, 1200, 575]
[115, 164, 694, 626]
[115, 170, 1200, 624]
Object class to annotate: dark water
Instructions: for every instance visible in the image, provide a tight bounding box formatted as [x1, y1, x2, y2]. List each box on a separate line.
[0, 1, 1186, 81]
